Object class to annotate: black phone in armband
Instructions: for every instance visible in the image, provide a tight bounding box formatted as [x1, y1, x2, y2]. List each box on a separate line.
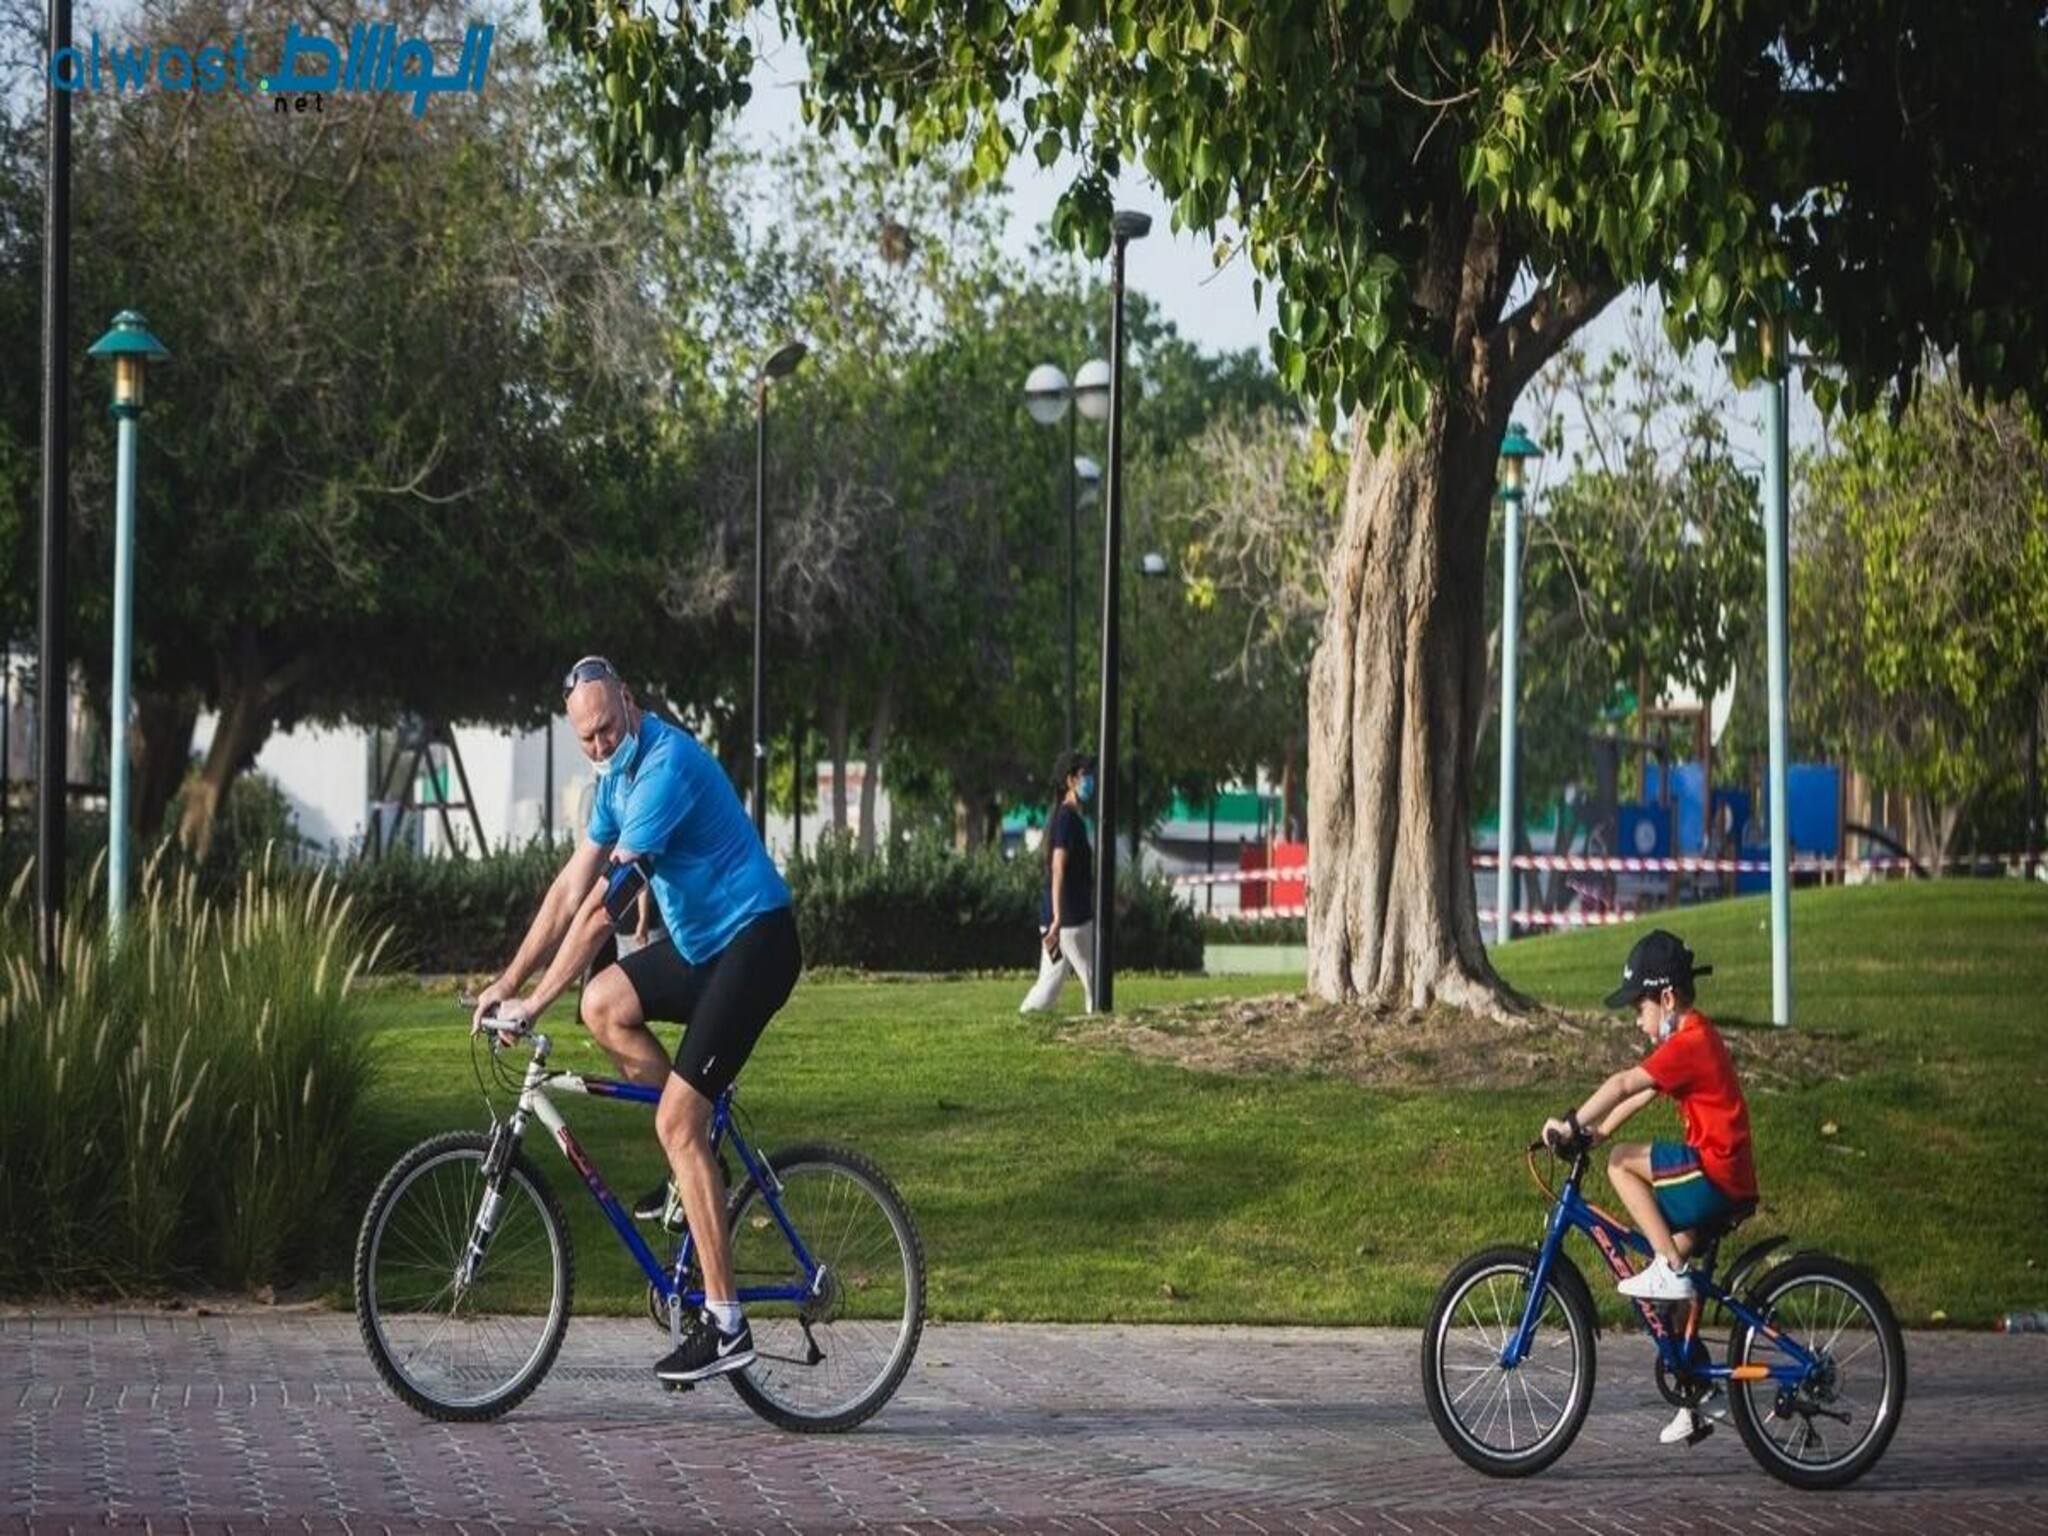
[601, 855, 651, 927]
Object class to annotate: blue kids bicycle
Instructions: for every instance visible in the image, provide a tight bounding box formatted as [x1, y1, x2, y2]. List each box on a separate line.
[354, 1012, 925, 1431]
[1422, 1130, 1905, 1489]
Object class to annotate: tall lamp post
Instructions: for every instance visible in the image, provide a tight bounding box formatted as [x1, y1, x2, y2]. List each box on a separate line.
[1494, 422, 1543, 947]
[1023, 359, 1110, 750]
[1129, 550, 1168, 861]
[1760, 322, 1793, 1026]
[752, 338, 808, 841]
[1091, 208, 1151, 1013]
[36, 0, 76, 980]
[87, 311, 168, 946]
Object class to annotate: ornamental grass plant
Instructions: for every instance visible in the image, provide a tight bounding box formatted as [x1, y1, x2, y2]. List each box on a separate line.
[0, 851, 386, 1296]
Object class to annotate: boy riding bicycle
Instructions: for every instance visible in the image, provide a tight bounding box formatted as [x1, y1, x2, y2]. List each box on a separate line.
[1540, 928, 1758, 1444]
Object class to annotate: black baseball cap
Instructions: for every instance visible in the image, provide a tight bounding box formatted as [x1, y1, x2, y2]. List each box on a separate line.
[1604, 929, 1713, 1008]
[1052, 747, 1096, 787]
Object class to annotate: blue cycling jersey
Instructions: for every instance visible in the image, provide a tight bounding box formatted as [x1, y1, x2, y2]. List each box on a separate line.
[587, 713, 790, 963]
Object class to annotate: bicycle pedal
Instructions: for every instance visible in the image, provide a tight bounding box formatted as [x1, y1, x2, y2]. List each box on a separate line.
[1684, 1417, 1716, 1447]
[662, 1378, 696, 1394]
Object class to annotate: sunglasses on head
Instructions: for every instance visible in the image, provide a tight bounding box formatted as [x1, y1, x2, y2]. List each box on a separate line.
[562, 656, 619, 698]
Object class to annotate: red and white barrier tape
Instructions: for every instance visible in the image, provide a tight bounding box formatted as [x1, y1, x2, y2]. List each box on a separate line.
[1174, 851, 2043, 886]
[1206, 904, 1635, 928]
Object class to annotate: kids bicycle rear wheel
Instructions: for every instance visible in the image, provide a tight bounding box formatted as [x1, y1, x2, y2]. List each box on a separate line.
[1422, 1245, 1599, 1477]
[725, 1143, 925, 1433]
[1727, 1253, 1906, 1489]
[355, 1130, 575, 1422]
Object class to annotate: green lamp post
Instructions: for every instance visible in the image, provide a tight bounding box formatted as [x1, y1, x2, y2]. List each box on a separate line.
[87, 309, 169, 945]
[1495, 420, 1543, 947]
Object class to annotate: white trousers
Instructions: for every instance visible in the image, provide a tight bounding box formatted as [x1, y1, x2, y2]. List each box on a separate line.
[1019, 922, 1097, 1014]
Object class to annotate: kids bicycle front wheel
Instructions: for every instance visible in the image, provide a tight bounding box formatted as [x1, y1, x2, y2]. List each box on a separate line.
[725, 1143, 926, 1433]
[354, 1130, 575, 1422]
[1727, 1253, 1906, 1489]
[1422, 1245, 1599, 1478]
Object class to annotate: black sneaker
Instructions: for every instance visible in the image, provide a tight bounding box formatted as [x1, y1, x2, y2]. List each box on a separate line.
[655, 1311, 755, 1383]
[631, 1180, 688, 1232]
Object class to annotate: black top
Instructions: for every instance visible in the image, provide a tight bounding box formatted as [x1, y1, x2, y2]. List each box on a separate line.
[1040, 801, 1095, 930]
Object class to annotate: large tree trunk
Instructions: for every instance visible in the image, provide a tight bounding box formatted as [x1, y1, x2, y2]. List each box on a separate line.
[1307, 393, 1512, 1012]
[1300, 180, 1615, 1013]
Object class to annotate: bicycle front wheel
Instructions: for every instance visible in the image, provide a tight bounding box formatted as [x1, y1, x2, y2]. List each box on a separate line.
[1422, 1245, 1598, 1477]
[354, 1130, 575, 1422]
[1727, 1253, 1906, 1489]
[725, 1143, 925, 1432]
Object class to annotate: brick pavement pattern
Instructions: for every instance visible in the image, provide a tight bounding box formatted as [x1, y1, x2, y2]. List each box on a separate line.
[2, 1313, 2043, 1535]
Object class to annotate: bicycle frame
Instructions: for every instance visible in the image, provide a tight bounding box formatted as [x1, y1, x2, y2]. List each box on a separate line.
[1509, 1150, 1818, 1396]
[485, 1032, 826, 1323]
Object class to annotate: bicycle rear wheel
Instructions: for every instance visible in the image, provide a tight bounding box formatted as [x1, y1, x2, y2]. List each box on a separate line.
[355, 1130, 574, 1422]
[1422, 1245, 1598, 1477]
[725, 1143, 925, 1432]
[1727, 1253, 1906, 1489]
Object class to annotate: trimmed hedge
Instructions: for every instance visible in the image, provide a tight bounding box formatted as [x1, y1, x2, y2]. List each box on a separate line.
[259, 834, 1205, 976]
[789, 834, 1203, 973]
[1200, 913, 1307, 945]
[337, 842, 563, 974]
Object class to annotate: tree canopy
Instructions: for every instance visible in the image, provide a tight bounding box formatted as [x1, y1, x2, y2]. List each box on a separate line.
[546, 0, 2048, 1008]
[1796, 379, 2048, 861]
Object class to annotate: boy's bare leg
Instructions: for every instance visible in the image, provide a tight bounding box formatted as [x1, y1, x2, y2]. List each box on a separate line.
[1607, 1142, 1685, 1266]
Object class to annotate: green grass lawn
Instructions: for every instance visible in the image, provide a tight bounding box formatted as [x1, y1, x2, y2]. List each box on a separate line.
[351, 880, 2047, 1328]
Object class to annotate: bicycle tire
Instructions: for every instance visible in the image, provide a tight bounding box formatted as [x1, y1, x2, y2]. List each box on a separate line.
[1726, 1252, 1906, 1489]
[724, 1142, 925, 1433]
[355, 1130, 575, 1422]
[1422, 1245, 1599, 1477]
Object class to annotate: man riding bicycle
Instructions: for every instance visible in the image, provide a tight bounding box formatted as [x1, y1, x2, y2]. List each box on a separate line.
[472, 655, 801, 1384]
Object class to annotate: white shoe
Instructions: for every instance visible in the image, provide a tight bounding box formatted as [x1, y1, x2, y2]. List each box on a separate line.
[1618, 1255, 1696, 1300]
[1660, 1406, 1702, 1445]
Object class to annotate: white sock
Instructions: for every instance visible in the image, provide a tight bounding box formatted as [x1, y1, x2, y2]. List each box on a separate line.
[706, 1299, 743, 1334]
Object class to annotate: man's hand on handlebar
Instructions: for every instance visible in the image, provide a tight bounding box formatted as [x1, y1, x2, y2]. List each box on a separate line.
[470, 979, 516, 1035]
[469, 996, 535, 1041]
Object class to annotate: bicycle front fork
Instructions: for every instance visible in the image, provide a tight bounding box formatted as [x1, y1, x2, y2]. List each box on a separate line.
[457, 1117, 524, 1290]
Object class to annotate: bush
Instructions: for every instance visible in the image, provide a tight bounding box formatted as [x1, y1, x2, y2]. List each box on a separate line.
[334, 841, 565, 974]
[1200, 914, 1307, 945]
[0, 851, 385, 1296]
[791, 832, 1202, 973]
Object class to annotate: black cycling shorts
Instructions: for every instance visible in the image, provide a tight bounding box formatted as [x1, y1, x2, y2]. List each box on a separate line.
[596, 906, 800, 1098]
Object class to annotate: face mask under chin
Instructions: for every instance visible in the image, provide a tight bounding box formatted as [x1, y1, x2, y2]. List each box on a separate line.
[594, 724, 641, 779]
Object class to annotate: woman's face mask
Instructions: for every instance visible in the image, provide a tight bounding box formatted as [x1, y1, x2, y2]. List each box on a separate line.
[1077, 773, 1096, 802]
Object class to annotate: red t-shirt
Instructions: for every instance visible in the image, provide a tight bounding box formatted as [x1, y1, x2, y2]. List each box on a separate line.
[1642, 1011, 1758, 1200]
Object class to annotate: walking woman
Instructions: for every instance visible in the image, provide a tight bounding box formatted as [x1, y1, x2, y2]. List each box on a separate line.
[1019, 748, 1097, 1014]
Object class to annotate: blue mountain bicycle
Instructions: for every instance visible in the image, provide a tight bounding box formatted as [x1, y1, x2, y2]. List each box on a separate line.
[354, 1013, 925, 1431]
[1422, 1131, 1905, 1489]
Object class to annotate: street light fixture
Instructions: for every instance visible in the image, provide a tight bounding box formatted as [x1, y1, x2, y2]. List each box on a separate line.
[1024, 358, 1111, 751]
[1091, 208, 1151, 1014]
[753, 338, 808, 842]
[86, 309, 169, 945]
[1130, 550, 1169, 862]
[1494, 420, 1542, 947]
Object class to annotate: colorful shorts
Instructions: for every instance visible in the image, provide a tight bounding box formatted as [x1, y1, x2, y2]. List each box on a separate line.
[1650, 1141, 1742, 1233]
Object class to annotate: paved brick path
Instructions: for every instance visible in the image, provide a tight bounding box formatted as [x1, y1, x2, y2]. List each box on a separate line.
[2, 1312, 2043, 1535]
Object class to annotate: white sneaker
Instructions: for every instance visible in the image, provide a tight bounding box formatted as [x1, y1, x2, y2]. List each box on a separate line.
[1660, 1406, 1699, 1444]
[1618, 1255, 1696, 1300]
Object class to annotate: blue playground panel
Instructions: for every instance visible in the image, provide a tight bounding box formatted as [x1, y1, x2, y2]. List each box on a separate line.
[1736, 763, 1841, 891]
